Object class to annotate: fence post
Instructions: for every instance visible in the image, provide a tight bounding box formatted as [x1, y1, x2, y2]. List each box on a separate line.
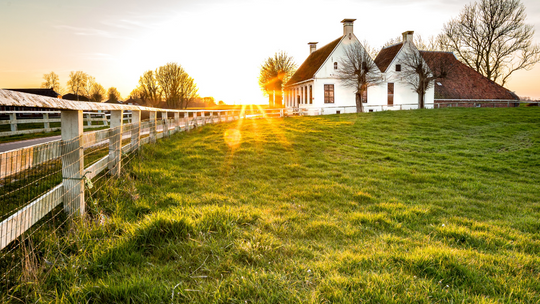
[43, 113, 50, 132]
[280, 109, 284, 118]
[102, 113, 108, 126]
[174, 112, 180, 133]
[9, 113, 17, 132]
[149, 111, 157, 143]
[61, 110, 84, 216]
[108, 110, 123, 177]
[162, 111, 169, 138]
[131, 110, 141, 152]
[183, 112, 189, 130]
[86, 113, 92, 127]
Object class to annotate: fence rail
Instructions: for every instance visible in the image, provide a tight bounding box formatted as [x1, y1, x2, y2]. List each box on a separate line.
[0, 111, 135, 136]
[291, 100, 538, 115]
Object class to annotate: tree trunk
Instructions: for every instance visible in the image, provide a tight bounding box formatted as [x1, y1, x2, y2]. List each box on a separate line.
[356, 93, 363, 113]
[418, 92, 424, 109]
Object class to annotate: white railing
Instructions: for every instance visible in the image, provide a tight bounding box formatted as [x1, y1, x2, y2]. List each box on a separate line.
[0, 89, 288, 253]
[0, 111, 135, 136]
[290, 100, 538, 116]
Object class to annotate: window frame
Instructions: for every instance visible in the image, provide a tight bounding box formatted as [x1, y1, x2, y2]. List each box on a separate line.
[324, 84, 335, 104]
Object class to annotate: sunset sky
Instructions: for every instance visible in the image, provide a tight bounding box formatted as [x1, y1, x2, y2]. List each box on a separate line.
[1, 0, 539, 104]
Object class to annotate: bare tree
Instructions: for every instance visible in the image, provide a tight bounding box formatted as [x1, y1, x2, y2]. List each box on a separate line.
[67, 71, 89, 101]
[156, 63, 184, 108]
[41, 72, 61, 93]
[107, 87, 122, 103]
[336, 42, 382, 113]
[89, 82, 106, 103]
[137, 70, 162, 107]
[156, 63, 199, 109]
[258, 51, 297, 107]
[439, 0, 540, 86]
[178, 72, 199, 109]
[401, 49, 452, 109]
[82, 76, 96, 99]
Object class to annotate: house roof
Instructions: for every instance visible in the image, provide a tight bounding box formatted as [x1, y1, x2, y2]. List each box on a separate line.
[5, 88, 61, 98]
[286, 37, 343, 86]
[420, 51, 519, 100]
[105, 99, 123, 104]
[62, 93, 90, 101]
[374, 43, 403, 72]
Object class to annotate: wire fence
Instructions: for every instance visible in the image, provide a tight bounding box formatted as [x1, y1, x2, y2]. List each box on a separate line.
[0, 100, 254, 295]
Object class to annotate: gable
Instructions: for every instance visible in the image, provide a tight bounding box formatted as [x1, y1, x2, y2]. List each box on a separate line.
[286, 37, 343, 86]
[374, 43, 403, 73]
[420, 51, 519, 100]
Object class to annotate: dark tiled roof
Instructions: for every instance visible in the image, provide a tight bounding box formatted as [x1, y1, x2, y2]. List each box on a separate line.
[420, 51, 519, 100]
[5, 88, 61, 98]
[286, 37, 343, 86]
[374, 43, 403, 72]
[62, 93, 90, 101]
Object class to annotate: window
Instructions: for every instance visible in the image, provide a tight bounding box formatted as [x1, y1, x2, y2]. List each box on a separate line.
[334, 62, 338, 70]
[388, 83, 394, 106]
[362, 61, 367, 71]
[362, 90, 367, 103]
[396, 64, 401, 72]
[324, 84, 334, 103]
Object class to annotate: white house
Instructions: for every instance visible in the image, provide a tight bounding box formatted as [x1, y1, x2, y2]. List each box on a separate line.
[284, 19, 433, 114]
[372, 31, 435, 111]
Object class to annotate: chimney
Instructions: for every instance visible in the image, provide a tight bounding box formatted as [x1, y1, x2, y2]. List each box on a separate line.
[341, 19, 356, 36]
[402, 31, 414, 43]
[308, 42, 318, 54]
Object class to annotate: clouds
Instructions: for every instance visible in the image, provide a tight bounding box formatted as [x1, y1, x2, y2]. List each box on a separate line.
[53, 25, 135, 40]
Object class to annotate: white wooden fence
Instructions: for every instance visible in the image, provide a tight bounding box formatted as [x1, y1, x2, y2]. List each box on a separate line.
[0, 89, 285, 251]
[0, 111, 134, 136]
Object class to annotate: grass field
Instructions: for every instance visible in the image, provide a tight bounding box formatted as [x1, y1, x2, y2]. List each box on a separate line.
[5, 107, 540, 303]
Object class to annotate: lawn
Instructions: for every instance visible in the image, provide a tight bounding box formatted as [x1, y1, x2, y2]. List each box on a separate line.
[5, 107, 540, 303]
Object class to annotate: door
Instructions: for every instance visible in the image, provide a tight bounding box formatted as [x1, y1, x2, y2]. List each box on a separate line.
[388, 83, 394, 106]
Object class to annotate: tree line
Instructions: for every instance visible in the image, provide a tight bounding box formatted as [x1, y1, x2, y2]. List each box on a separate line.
[129, 62, 199, 109]
[259, 0, 539, 107]
[41, 62, 205, 109]
[42, 71, 121, 103]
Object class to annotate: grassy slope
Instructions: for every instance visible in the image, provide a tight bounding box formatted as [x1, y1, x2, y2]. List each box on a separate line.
[18, 108, 540, 303]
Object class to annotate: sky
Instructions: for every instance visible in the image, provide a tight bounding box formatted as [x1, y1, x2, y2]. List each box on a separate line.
[0, 0, 539, 105]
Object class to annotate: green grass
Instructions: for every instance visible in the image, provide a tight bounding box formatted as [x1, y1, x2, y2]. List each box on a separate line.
[4, 107, 540, 303]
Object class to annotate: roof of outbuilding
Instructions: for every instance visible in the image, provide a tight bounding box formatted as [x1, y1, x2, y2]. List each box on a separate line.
[5, 88, 61, 98]
[286, 37, 343, 86]
[374, 43, 403, 72]
[62, 93, 90, 101]
[420, 51, 519, 100]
